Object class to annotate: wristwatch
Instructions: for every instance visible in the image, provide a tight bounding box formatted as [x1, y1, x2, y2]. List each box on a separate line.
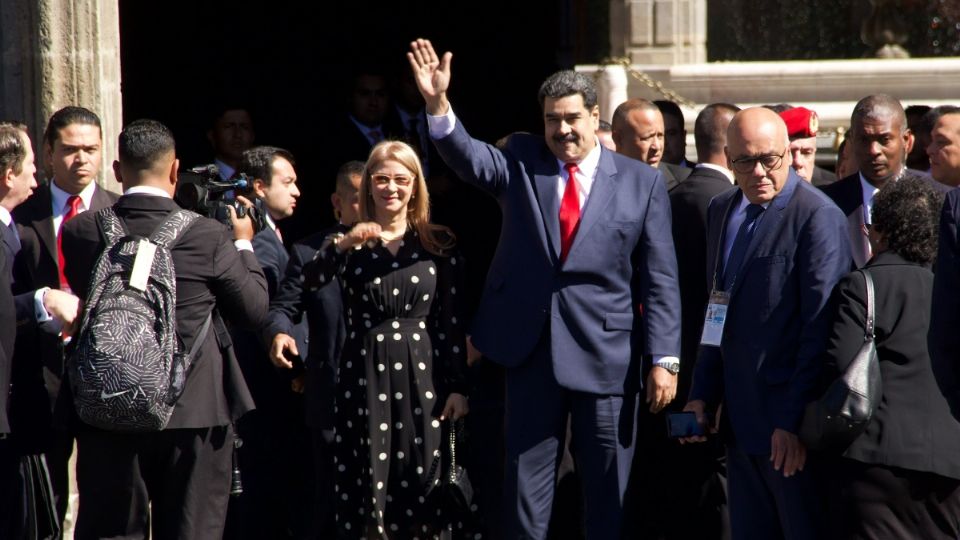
[658, 362, 680, 375]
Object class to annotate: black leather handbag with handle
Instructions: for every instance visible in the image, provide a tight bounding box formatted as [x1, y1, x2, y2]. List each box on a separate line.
[424, 418, 475, 533]
[800, 269, 882, 451]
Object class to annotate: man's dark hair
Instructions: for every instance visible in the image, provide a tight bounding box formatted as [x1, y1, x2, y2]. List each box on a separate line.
[694, 103, 741, 159]
[836, 137, 847, 156]
[0, 122, 29, 176]
[654, 100, 685, 123]
[538, 71, 597, 110]
[118, 119, 176, 171]
[238, 146, 295, 187]
[905, 104, 932, 123]
[207, 102, 253, 131]
[851, 95, 908, 133]
[43, 106, 101, 148]
[871, 172, 943, 264]
[924, 105, 960, 135]
[335, 160, 365, 193]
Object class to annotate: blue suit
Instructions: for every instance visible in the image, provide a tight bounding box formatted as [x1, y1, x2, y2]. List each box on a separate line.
[689, 172, 851, 539]
[227, 225, 313, 539]
[930, 188, 960, 420]
[433, 120, 681, 539]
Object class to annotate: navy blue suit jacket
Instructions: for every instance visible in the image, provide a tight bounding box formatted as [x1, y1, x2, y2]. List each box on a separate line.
[233, 226, 310, 412]
[930, 188, 960, 419]
[689, 172, 851, 454]
[263, 226, 346, 429]
[433, 121, 681, 396]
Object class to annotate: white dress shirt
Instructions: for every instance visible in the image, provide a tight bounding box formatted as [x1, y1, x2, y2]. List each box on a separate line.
[51, 180, 97, 236]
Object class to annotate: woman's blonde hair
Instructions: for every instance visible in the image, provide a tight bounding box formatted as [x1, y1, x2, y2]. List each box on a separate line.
[360, 140, 456, 256]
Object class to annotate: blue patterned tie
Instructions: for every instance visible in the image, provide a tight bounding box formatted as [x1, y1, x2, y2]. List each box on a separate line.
[722, 204, 764, 290]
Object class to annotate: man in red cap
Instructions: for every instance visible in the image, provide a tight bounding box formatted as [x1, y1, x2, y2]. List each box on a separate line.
[777, 106, 836, 186]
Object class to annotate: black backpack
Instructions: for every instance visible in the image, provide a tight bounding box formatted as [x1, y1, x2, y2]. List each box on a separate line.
[67, 207, 210, 431]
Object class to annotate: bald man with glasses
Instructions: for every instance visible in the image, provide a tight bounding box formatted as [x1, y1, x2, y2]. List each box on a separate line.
[682, 108, 851, 540]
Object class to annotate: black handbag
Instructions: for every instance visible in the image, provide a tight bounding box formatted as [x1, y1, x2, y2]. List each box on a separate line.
[424, 418, 475, 531]
[800, 269, 882, 451]
[21, 453, 61, 540]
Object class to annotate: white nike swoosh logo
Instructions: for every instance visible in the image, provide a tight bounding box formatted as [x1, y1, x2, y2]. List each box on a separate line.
[100, 389, 131, 399]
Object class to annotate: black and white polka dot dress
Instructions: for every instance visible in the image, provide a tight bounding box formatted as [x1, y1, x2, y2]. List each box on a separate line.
[323, 230, 468, 539]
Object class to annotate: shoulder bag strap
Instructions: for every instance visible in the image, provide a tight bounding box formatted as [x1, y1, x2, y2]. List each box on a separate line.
[859, 269, 875, 341]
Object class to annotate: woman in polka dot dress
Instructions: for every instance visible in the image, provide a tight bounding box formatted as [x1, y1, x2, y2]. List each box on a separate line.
[316, 141, 469, 539]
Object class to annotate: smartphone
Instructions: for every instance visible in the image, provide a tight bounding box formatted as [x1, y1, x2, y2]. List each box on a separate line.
[665, 411, 705, 438]
[283, 350, 306, 378]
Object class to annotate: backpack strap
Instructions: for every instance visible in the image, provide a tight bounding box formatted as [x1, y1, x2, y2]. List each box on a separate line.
[187, 312, 213, 361]
[149, 209, 200, 249]
[95, 207, 127, 246]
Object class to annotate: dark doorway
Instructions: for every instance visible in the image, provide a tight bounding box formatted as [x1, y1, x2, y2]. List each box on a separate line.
[119, 1, 582, 173]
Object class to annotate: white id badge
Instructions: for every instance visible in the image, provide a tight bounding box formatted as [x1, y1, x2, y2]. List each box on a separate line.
[128, 239, 157, 291]
[700, 290, 730, 347]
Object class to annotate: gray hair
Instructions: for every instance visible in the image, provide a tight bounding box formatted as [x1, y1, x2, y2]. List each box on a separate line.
[538, 70, 597, 110]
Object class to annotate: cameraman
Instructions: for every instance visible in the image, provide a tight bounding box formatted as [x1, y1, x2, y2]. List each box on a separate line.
[225, 146, 310, 539]
[60, 119, 267, 540]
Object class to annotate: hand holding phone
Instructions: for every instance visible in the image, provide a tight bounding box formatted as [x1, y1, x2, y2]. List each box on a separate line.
[666, 411, 705, 438]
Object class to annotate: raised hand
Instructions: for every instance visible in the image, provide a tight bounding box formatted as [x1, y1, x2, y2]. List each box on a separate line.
[407, 38, 452, 116]
[337, 221, 383, 252]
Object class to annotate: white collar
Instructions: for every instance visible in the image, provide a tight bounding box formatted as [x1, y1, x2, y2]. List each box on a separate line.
[124, 185, 173, 199]
[50, 179, 97, 214]
[0, 206, 11, 227]
[696, 162, 735, 183]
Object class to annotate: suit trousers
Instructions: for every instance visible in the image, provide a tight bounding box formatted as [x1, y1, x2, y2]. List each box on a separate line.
[726, 443, 823, 540]
[503, 329, 638, 540]
[829, 458, 960, 540]
[74, 425, 233, 540]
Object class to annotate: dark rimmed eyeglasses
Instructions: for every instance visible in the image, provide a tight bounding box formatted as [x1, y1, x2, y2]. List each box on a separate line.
[730, 150, 786, 174]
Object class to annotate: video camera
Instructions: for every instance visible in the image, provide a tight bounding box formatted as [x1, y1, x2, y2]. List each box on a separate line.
[174, 165, 266, 232]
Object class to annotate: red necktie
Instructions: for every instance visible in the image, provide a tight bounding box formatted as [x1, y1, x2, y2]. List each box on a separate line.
[275, 225, 283, 244]
[58, 195, 82, 290]
[368, 129, 383, 145]
[559, 163, 581, 262]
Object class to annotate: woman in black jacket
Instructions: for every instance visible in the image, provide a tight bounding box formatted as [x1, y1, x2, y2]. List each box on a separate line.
[822, 174, 960, 539]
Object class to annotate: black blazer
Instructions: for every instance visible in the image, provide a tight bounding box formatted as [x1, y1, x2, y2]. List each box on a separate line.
[823, 251, 960, 480]
[231, 226, 305, 416]
[8, 182, 117, 449]
[61, 194, 268, 428]
[661, 162, 691, 192]
[810, 165, 836, 187]
[262, 225, 346, 429]
[0, 225, 16, 434]
[668, 166, 735, 402]
[820, 172, 869, 269]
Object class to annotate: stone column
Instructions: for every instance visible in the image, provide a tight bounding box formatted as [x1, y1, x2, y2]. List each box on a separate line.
[611, 0, 707, 65]
[596, 64, 629, 122]
[0, 0, 122, 193]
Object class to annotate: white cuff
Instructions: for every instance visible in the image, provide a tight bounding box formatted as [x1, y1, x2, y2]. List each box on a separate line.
[652, 355, 679, 367]
[234, 239, 254, 252]
[34, 287, 53, 322]
[426, 108, 457, 139]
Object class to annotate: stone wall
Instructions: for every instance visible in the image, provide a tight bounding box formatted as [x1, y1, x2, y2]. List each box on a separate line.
[0, 0, 121, 193]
